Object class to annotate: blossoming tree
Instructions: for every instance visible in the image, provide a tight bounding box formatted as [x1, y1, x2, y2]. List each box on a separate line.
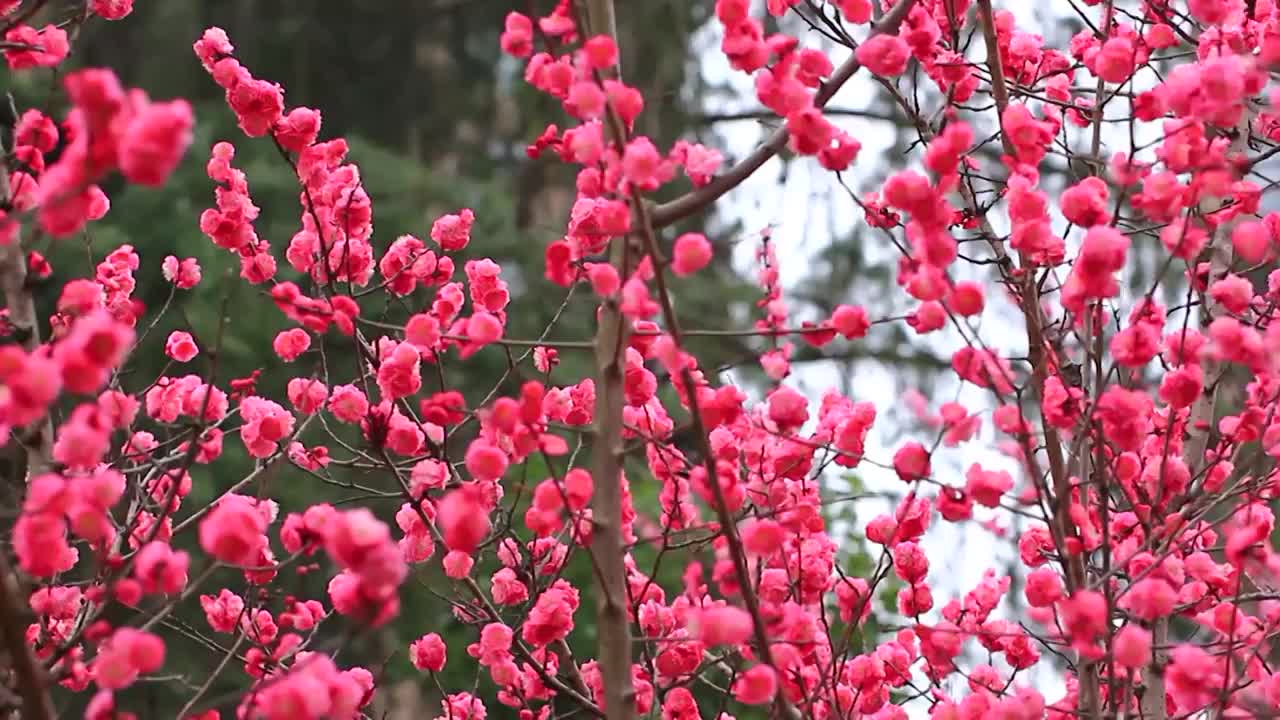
[4, 0, 1280, 718]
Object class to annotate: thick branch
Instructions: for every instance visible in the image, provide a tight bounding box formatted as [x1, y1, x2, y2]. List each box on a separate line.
[615, 43, 804, 720]
[0, 552, 54, 720]
[973, 1, 1098, 712]
[0, 148, 55, 720]
[0, 159, 51, 478]
[582, 1, 636, 719]
[649, 0, 919, 229]
[975, 0, 1016, 159]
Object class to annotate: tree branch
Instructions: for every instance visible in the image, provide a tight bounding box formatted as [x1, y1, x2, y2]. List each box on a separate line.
[0, 551, 54, 720]
[581, 1, 636, 718]
[971, 2, 1099, 709]
[0, 156, 52, 479]
[0, 143, 55, 720]
[696, 106, 904, 126]
[649, 0, 919, 229]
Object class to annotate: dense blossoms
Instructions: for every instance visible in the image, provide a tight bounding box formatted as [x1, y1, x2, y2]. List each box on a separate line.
[8, 0, 1280, 719]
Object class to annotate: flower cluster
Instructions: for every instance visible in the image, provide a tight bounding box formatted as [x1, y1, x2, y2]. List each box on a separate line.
[10, 0, 1280, 719]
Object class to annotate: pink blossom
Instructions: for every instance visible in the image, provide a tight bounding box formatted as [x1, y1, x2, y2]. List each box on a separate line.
[239, 396, 295, 457]
[621, 137, 674, 192]
[1060, 590, 1107, 655]
[1024, 567, 1063, 608]
[767, 385, 808, 430]
[838, 0, 872, 23]
[1113, 625, 1150, 669]
[964, 464, 1012, 508]
[856, 34, 910, 77]
[831, 304, 870, 338]
[1061, 177, 1110, 227]
[405, 313, 441, 351]
[672, 140, 722, 186]
[1094, 36, 1135, 83]
[161, 256, 202, 288]
[324, 508, 407, 602]
[227, 77, 284, 137]
[1187, 0, 1234, 25]
[1209, 274, 1253, 314]
[198, 494, 268, 565]
[90, 0, 134, 20]
[276, 107, 322, 152]
[92, 629, 164, 690]
[1001, 103, 1055, 167]
[499, 12, 534, 57]
[119, 99, 194, 187]
[4, 25, 69, 69]
[282, 378, 325, 415]
[328, 384, 369, 423]
[438, 483, 490, 552]
[430, 208, 475, 252]
[1232, 220, 1270, 264]
[786, 107, 835, 155]
[691, 605, 752, 646]
[200, 589, 245, 633]
[1167, 645, 1224, 711]
[490, 567, 529, 605]
[376, 342, 422, 400]
[947, 282, 985, 316]
[671, 233, 712, 276]
[15, 109, 57, 151]
[741, 518, 785, 556]
[1120, 578, 1177, 621]
[892, 542, 929, 583]
[522, 580, 579, 646]
[465, 440, 508, 481]
[164, 331, 198, 363]
[272, 328, 311, 361]
[411, 633, 447, 672]
[732, 664, 777, 704]
[463, 312, 503, 353]
[893, 442, 931, 482]
[134, 541, 189, 595]
[588, 263, 620, 296]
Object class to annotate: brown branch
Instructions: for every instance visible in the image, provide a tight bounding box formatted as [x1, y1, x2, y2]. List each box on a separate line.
[580, 1, 636, 718]
[697, 107, 903, 126]
[0, 139, 56, 720]
[610, 33, 802, 720]
[0, 551, 54, 720]
[0, 157, 52, 479]
[974, 1, 1098, 711]
[649, 0, 919, 229]
[975, 0, 1016, 160]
